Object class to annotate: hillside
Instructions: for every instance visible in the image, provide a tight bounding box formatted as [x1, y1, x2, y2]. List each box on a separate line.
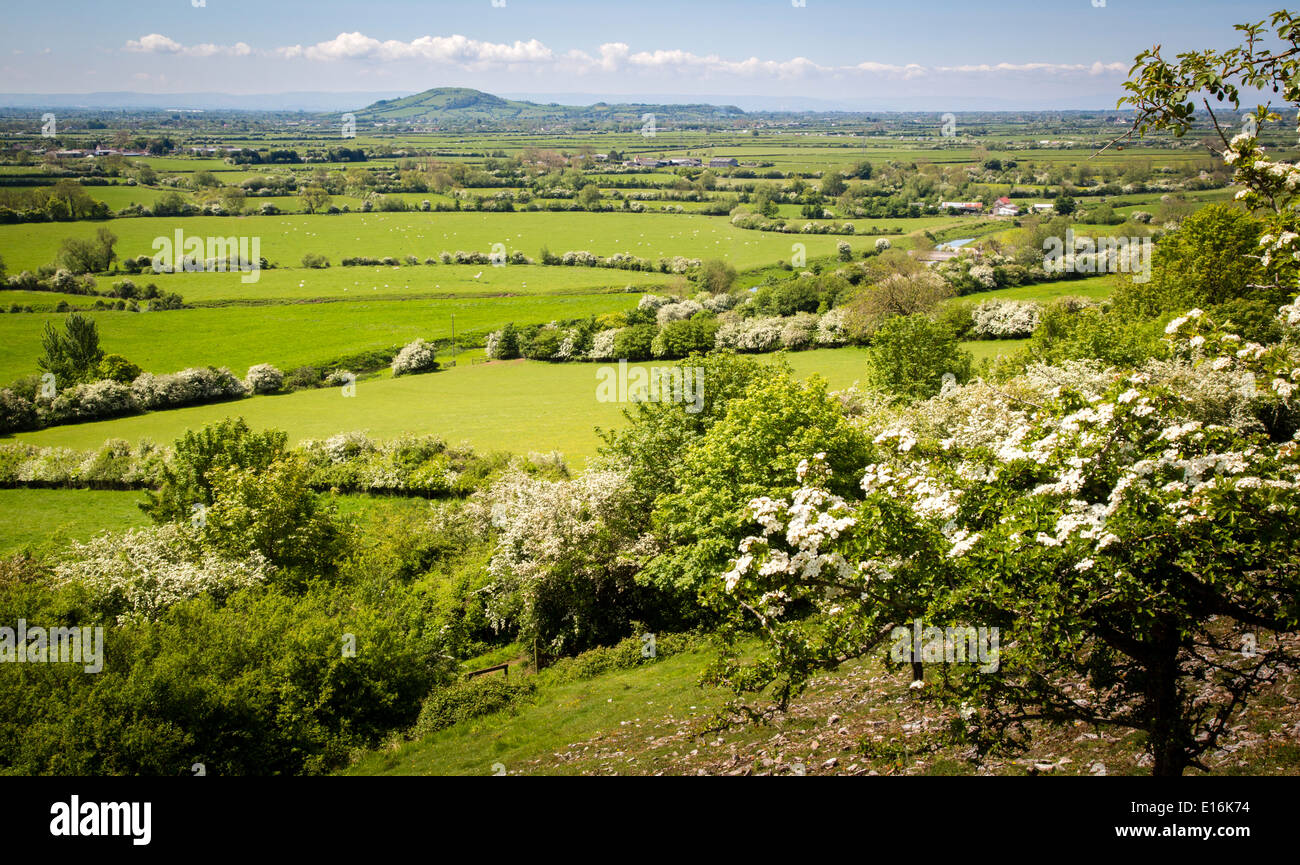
[350, 86, 746, 130]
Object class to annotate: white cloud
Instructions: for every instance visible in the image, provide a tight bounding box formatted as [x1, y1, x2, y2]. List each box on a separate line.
[124, 32, 1126, 83]
[125, 33, 251, 57]
[276, 32, 552, 64]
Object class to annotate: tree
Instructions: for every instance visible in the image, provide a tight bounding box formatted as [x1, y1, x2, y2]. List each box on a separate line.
[300, 186, 332, 214]
[865, 313, 971, 402]
[57, 227, 117, 274]
[1053, 192, 1076, 215]
[696, 259, 736, 294]
[644, 371, 873, 599]
[821, 172, 846, 198]
[719, 308, 1300, 774]
[199, 457, 343, 577]
[220, 186, 246, 215]
[578, 184, 602, 210]
[1114, 203, 1266, 318]
[141, 418, 290, 524]
[847, 160, 873, 180]
[38, 313, 104, 386]
[842, 266, 952, 341]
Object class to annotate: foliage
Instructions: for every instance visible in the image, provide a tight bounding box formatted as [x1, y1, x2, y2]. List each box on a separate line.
[391, 339, 440, 376]
[141, 418, 289, 524]
[866, 314, 972, 402]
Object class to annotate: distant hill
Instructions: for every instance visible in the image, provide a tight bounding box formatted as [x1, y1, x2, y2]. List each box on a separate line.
[350, 87, 746, 129]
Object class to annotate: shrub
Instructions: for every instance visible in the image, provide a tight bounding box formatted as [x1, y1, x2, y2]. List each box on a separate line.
[523, 327, 563, 361]
[612, 324, 657, 361]
[244, 363, 284, 394]
[45, 379, 139, 424]
[588, 328, 621, 360]
[301, 252, 330, 268]
[130, 366, 245, 411]
[54, 524, 272, 622]
[410, 678, 534, 739]
[0, 388, 37, 434]
[715, 316, 785, 353]
[971, 299, 1041, 338]
[866, 314, 973, 402]
[285, 366, 322, 390]
[655, 300, 704, 326]
[814, 308, 848, 346]
[96, 354, 142, 384]
[391, 339, 439, 376]
[142, 418, 289, 524]
[652, 317, 718, 359]
[780, 312, 820, 350]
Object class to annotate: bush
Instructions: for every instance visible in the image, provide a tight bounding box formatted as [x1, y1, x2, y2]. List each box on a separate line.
[866, 314, 972, 402]
[301, 253, 330, 268]
[612, 324, 657, 361]
[391, 339, 439, 376]
[285, 366, 322, 390]
[0, 584, 447, 775]
[130, 366, 245, 411]
[652, 317, 719, 359]
[715, 316, 785, 353]
[54, 524, 272, 622]
[410, 678, 534, 739]
[45, 379, 139, 424]
[780, 312, 820, 350]
[244, 363, 284, 394]
[96, 354, 142, 384]
[588, 328, 620, 360]
[523, 327, 563, 361]
[971, 299, 1040, 339]
[0, 389, 37, 434]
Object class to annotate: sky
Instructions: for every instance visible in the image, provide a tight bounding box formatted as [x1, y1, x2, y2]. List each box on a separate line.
[0, 0, 1285, 110]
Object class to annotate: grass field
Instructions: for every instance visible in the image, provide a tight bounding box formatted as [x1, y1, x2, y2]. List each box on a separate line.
[100, 262, 673, 304]
[0, 293, 641, 383]
[0, 488, 151, 556]
[0, 211, 929, 273]
[7, 343, 1027, 461]
[0, 487, 433, 557]
[955, 273, 1123, 304]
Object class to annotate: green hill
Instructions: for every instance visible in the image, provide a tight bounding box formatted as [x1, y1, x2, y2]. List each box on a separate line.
[350, 86, 746, 130]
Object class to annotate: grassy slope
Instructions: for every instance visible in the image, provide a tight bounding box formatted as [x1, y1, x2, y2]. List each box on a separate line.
[0, 488, 151, 556]
[0, 211, 889, 273]
[0, 293, 641, 383]
[112, 263, 672, 304]
[345, 639, 1300, 776]
[0, 489, 431, 558]
[7, 345, 1026, 460]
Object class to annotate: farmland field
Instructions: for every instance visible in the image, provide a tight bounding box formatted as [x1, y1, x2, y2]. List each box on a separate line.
[0, 293, 642, 382]
[0, 211, 919, 273]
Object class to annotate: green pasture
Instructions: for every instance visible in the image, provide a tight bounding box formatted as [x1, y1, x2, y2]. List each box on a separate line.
[115, 263, 671, 304]
[7, 343, 1026, 463]
[0, 293, 640, 384]
[0, 487, 151, 556]
[0, 211, 956, 273]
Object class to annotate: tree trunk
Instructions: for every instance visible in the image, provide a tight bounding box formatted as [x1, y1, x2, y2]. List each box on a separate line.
[1146, 625, 1187, 777]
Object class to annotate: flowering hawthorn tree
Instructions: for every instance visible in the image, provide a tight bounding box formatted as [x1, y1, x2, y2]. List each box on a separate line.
[717, 305, 1300, 775]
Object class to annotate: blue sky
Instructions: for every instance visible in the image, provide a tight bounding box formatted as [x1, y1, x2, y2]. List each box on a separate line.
[0, 0, 1284, 109]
